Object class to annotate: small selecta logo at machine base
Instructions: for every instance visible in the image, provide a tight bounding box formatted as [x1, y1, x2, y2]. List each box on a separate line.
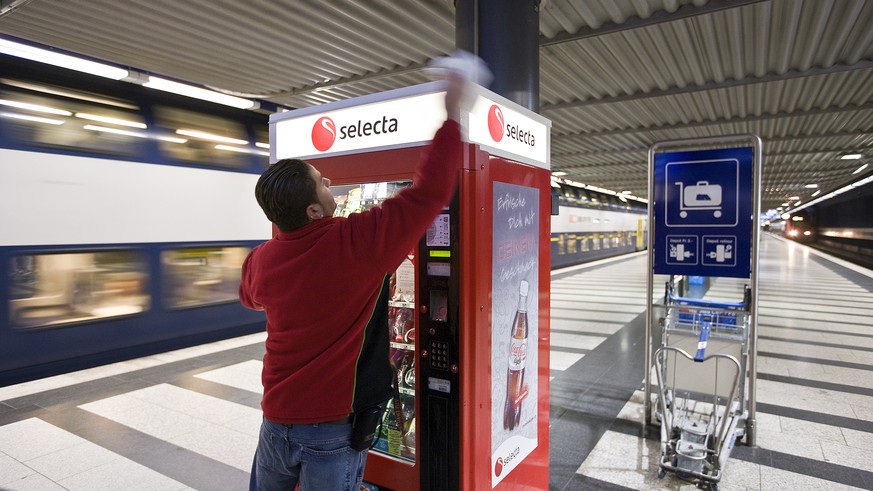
[495, 445, 522, 477]
[310, 114, 399, 152]
[487, 104, 536, 147]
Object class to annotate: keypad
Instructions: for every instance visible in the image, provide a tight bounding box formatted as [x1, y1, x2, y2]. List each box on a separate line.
[430, 340, 450, 370]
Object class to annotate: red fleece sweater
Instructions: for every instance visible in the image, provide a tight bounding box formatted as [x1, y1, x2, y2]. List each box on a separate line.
[240, 120, 461, 424]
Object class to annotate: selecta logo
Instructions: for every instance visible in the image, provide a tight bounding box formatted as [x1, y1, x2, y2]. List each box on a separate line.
[311, 114, 400, 152]
[494, 457, 504, 477]
[312, 116, 336, 151]
[487, 104, 537, 147]
[488, 104, 504, 142]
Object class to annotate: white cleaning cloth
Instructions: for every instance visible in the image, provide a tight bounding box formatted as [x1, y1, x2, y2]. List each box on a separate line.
[425, 50, 493, 87]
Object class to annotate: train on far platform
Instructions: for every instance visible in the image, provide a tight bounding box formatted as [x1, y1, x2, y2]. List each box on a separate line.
[0, 51, 650, 387]
[771, 176, 873, 268]
[549, 181, 648, 269]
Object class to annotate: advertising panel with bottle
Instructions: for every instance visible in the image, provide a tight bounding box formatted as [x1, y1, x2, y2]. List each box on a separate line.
[491, 181, 540, 487]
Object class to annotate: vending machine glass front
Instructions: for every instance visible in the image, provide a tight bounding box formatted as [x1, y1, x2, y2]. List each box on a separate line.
[331, 181, 417, 463]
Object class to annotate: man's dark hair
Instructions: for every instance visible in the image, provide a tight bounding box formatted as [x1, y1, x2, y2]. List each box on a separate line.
[255, 158, 318, 232]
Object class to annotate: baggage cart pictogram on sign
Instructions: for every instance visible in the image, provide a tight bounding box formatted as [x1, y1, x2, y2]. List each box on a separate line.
[675, 181, 722, 218]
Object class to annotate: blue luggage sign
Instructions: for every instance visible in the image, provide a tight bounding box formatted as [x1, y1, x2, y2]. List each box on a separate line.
[653, 147, 754, 278]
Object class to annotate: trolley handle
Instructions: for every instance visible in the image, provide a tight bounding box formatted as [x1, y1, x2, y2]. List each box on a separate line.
[667, 293, 746, 311]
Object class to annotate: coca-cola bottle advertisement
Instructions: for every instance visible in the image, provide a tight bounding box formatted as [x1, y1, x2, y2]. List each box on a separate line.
[490, 181, 539, 487]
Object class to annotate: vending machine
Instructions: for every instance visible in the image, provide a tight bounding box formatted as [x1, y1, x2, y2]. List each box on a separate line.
[270, 82, 551, 490]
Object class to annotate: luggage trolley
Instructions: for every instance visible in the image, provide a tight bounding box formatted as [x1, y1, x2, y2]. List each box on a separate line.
[652, 281, 751, 490]
[644, 134, 762, 491]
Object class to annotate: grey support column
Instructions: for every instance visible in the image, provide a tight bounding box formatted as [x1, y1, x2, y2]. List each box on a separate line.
[455, 0, 541, 112]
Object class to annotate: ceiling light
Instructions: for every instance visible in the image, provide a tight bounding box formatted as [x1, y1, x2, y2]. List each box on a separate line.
[803, 184, 818, 188]
[781, 202, 790, 207]
[256, 142, 270, 149]
[852, 163, 868, 175]
[0, 37, 129, 80]
[144, 76, 256, 109]
[215, 144, 269, 156]
[552, 171, 567, 176]
[83, 124, 148, 138]
[176, 128, 248, 145]
[840, 153, 863, 160]
[84, 124, 186, 143]
[0, 111, 65, 125]
[0, 98, 72, 116]
[155, 135, 187, 144]
[811, 190, 821, 197]
[788, 196, 800, 200]
[75, 113, 146, 128]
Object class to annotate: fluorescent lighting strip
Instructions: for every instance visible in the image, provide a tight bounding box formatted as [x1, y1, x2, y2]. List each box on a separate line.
[176, 128, 248, 145]
[0, 110, 65, 125]
[0, 38, 128, 80]
[144, 76, 256, 110]
[215, 144, 269, 156]
[75, 112, 146, 128]
[0, 98, 72, 116]
[83, 124, 186, 143]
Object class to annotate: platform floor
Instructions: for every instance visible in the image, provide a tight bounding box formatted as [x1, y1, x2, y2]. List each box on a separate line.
[1, 233, 872, 490]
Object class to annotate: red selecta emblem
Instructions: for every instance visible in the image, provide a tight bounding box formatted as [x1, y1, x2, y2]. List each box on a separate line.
[495, 457, 504, 476]
[312, 116, 336, 151]
[488, 104, 504, 142]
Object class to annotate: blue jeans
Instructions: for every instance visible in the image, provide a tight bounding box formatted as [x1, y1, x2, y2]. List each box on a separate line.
[249, 418, 368, 491]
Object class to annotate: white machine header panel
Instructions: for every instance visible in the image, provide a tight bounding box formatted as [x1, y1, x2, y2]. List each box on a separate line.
[271, 82, 550, 169]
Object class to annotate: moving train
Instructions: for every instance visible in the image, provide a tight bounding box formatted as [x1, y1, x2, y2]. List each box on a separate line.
[0, 54, 648, 386]
[778, 179, 873, 267]
[0, 56, 271, 385]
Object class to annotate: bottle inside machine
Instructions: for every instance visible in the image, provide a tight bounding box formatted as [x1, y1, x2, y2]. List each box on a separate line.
[331, 180, 418, 462]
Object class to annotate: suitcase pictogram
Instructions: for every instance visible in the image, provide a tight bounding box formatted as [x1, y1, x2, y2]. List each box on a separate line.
[675, 181, 722, 218]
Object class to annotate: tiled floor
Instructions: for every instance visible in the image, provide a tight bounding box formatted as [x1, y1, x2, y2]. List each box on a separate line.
[1, 234, 872, 490]
[549, 235, 873, 490]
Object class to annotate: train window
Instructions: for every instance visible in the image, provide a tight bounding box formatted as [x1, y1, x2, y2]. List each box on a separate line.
[0, 81, 146, 157]
[253, 125, 270, 170]
[575, 189, 590, 206]
[161, 246, 249, 309]
[559, 185, 575, 205]
[153, 106, 252, 169]
[588, 192, 602, 208]
[8, 250, 149, 329]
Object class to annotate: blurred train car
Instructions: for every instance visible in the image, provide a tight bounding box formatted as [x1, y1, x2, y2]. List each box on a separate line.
[550, 181, 648, 269]
[783, 178, 873, 267]
[0, 56, 270, 385]
[784, 209, 815, 242]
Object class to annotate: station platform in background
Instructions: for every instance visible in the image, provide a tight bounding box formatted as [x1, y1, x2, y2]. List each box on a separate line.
[2, 233, 872, 490]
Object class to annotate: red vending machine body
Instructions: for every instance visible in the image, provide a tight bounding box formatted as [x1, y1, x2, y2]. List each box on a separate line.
[270, 82, 551, 490]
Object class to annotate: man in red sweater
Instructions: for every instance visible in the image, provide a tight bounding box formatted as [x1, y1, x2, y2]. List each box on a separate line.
[241, 70, 469, 490]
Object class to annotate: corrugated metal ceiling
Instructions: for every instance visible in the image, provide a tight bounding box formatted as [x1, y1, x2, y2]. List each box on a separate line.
[1, 0, 872, 211]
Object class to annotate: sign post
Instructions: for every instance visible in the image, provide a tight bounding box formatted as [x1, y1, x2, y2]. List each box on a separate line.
[644, 135, 762, 447]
